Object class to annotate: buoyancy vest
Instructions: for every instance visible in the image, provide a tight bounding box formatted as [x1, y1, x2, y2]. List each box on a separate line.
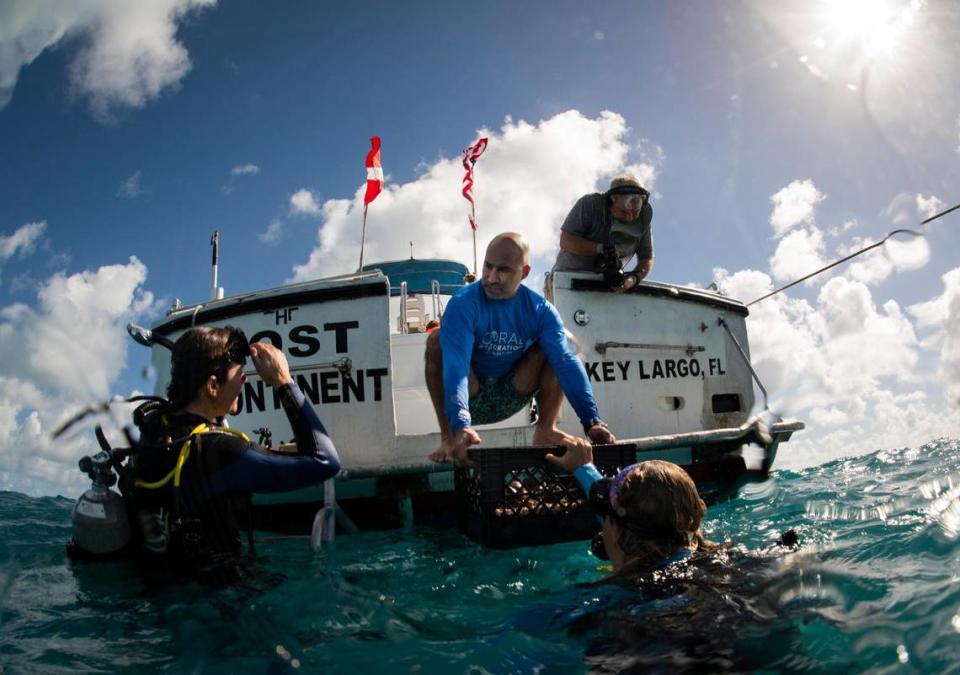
[131, 400, 256, 564]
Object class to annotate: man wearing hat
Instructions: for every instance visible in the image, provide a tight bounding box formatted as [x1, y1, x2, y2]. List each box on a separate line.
[552, 175, 654, 292]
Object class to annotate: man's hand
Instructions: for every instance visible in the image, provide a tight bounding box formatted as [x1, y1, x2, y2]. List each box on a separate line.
[429, 427, 481, 465]
[250, 342, 294, 388]
[588, 423, 616, 445]
[613, 273, 639, 294]
[545, 437, 594, 473]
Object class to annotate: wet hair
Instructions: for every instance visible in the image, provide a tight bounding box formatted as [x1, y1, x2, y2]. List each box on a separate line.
[613, 460, 712, 564]
[166, 326, 247, 410]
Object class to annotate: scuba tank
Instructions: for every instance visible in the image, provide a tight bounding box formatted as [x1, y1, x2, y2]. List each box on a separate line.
[68, 439, 132, 559]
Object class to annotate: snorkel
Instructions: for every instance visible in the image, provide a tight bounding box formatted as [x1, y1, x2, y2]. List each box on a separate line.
[126, 323, 175, 351]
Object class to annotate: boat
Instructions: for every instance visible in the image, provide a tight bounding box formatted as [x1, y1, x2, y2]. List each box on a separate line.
[137, 255, 804, 540]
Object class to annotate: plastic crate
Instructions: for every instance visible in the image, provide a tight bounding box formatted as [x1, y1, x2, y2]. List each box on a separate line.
[454, 445, 638, 549]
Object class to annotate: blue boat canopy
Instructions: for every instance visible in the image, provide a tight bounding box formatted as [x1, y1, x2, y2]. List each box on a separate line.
[361, 258, 470, 297]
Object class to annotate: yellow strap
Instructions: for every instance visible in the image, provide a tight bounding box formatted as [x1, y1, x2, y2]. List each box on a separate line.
[135, 423, 249, 490]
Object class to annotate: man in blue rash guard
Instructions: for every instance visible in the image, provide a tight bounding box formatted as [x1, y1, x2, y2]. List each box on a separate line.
[134, 326, 340, 564]
[425, 232, 617, 464]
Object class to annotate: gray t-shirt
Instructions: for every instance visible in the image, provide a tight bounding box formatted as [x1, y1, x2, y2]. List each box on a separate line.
[552, 192, 653, 272]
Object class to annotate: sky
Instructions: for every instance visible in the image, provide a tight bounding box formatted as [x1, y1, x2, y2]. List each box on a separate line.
[1, 0, 959, 497]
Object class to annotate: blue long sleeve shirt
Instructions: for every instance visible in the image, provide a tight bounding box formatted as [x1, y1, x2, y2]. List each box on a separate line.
[440, 282, 600, 433]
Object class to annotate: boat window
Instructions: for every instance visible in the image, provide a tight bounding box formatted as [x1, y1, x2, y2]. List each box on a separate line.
[712, 394, 741, 414]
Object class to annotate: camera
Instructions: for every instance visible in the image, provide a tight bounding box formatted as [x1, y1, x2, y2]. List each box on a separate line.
[597, 242, 624, 288]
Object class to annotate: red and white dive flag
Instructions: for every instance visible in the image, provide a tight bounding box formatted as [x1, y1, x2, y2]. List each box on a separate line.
[364, 136, 383, 208]
[462, 137, 488, 231]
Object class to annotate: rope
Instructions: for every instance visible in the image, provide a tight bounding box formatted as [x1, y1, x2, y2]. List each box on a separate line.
[746, 201, 960, 307]
[718, 317, 770, 411]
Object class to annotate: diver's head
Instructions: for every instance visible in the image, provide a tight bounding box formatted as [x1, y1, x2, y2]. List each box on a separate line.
[167, 326, 250, 415]
[589, 460, 706, 570]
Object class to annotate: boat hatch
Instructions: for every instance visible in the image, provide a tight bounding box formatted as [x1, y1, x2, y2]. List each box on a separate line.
[361, 258, 469, 296]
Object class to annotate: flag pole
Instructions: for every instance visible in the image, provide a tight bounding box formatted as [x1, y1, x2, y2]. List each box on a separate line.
[358, 205, 368, 272]
[472, 164, 478, 276]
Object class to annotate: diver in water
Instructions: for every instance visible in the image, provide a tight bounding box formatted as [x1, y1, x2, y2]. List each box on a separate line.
[546, 438, 717, 577]
[130, 326, 340, 577]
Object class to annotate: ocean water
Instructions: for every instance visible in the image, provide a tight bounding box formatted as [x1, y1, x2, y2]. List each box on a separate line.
[3, 439, 960, 674]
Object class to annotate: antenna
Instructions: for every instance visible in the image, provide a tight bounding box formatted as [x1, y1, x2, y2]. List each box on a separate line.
[210, 231, 224, 300]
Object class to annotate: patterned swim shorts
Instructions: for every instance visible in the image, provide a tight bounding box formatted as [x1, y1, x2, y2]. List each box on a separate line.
[469, 372, 535, 425]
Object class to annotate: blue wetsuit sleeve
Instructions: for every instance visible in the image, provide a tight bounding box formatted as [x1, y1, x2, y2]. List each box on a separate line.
[207, 382, 340, 494]
[574, 463, 603, 497]
[276, 382, 338, 460]
[537, 301, 601, 428]
[440, 293, 476, 434]
[574, 463, 604, 527]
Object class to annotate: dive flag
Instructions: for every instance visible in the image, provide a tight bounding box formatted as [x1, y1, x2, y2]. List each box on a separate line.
[462, 137, 488, 231]
[364, 136, 383, 207]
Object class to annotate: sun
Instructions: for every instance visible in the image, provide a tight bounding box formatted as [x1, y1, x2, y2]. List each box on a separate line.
[819, 0, 920, 59]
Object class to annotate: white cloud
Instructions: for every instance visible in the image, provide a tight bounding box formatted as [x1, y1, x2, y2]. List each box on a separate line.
[845, 245, 893, 285]
[713, 263, 936, 469]
[916, 193, 944, 220]
[0, 221, 46, 260]
[230, 163, 260, 176]
[885, 191, 917, 225]
[291, 110, 652, 281]
[779, 388, 959, 471]
[769, 179, 824, 237]
[116, 170, 142, 198]
[809, 406, 848, 427]
[0, 256, 158, 496]
[0, 257, 156, 398]
[910, 267, 960, 406]
[711, 174, 957, 469]
[258, 220, 283, 245]
[223, 163, 260, 193]
[826, 219, 857, 237]
[768, 226, 828, 284]
[841, 231, 930, 286]
[290, 189, 322, 216]
[0, 0, 215, 118]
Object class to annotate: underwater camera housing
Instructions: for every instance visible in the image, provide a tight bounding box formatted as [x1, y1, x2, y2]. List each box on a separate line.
[68, 431, 133, 560]
[597, 243, 625, 289]
[587, 478, 615, 560]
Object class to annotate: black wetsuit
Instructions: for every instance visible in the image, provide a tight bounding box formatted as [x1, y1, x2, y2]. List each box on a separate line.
[134, 382, 340, 565]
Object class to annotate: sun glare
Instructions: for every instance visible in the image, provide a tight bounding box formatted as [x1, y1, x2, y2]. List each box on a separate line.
[819, 0, 920, 59]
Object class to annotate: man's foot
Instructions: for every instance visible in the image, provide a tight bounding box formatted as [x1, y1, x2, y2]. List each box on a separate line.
[429, 427, 482, 464]
[532, 426, 577, 447]
[429, 437, 459, 463]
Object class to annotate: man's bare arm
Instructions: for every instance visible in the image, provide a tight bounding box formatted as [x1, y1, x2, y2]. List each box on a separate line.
[631, 258, 654, 280]
[560, 231, 603, 257]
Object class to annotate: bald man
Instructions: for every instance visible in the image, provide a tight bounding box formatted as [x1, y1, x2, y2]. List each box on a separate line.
[426, 232, 616, 464]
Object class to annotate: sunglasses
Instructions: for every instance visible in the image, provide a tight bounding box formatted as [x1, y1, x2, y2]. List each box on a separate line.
[608, 186, 649, 199]
[211, 326, 251, 380]
[225, 327, 251, 367]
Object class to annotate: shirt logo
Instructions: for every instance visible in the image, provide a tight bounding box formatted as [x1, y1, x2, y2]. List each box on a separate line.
[479, 330, 526, 354]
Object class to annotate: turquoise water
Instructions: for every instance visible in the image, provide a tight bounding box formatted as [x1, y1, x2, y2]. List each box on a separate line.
[3, 439, 960, 673]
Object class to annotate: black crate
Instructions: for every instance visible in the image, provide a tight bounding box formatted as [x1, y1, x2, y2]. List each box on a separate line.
[454, 445, 638, 549]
